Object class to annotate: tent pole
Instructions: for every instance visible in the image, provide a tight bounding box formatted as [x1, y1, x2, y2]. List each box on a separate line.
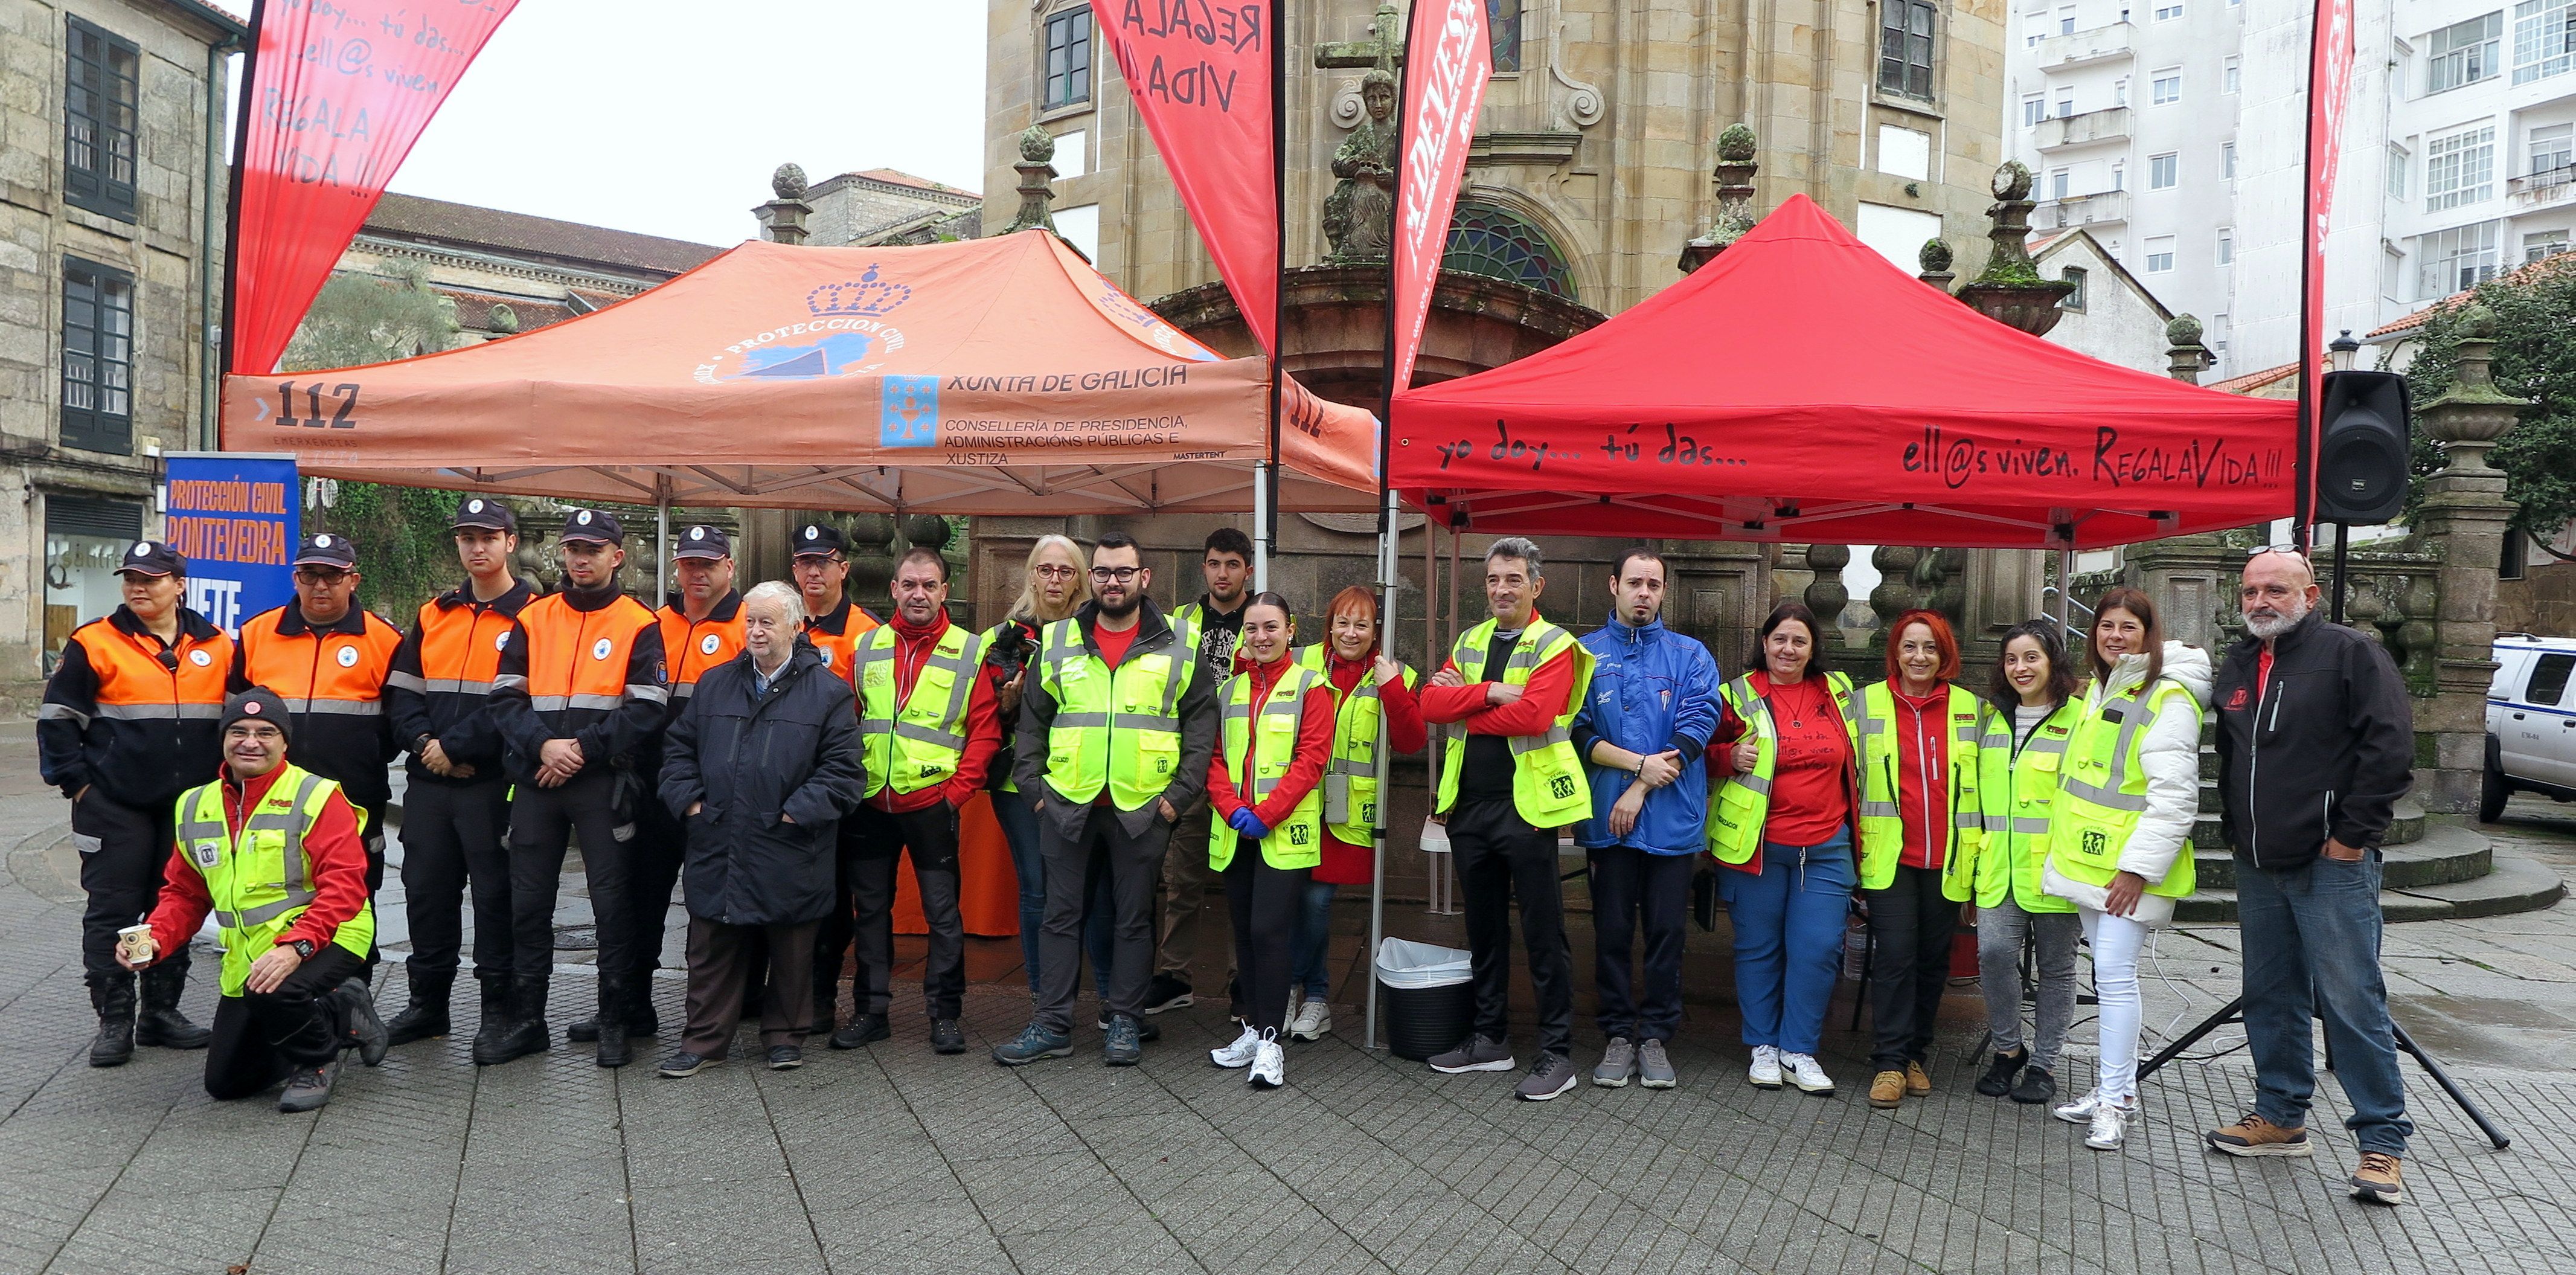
[1257, 0, 1286, 597]
[1366, 489, 1396, 1052]
[654, 478, 670, 608]
[1252, 461, 1271, 592]
[2055, 545, 2073, 631]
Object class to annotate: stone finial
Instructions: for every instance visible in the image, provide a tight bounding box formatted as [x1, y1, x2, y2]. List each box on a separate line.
[772, 163, 809, 201]
[1680, 124, 1761, 274]
[2164, 313, 2211, 384]
[1919, 239, 1953, 274]
[757, 161, 814, 245]
[487, 302, 519, 335]
[2455, 300, 2498, 341]
[2166, 314, 2202, 345]
[2421, 301, 2528, 474]
[1004, 124, 1060, 237]
[1955, 160, 2075, 335]
[1991, 159, 2035, 202]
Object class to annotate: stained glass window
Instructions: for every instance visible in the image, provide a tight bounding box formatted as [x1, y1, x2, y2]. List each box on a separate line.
[1443, 202, 1575, 301]
[1488, 0, 1522, 72]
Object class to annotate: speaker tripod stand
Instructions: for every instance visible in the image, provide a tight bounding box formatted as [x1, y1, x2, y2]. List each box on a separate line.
[2137, 995, 2512, 1150]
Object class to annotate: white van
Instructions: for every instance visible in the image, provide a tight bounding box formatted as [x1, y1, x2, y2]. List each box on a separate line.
[2485, 634, 2576, 819]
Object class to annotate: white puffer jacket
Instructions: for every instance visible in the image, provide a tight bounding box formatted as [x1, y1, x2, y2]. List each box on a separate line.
[2044, 641, 2211, 927]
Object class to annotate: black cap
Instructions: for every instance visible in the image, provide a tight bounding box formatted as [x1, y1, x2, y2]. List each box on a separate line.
[559, 508, 624, 545]
[673, 524, 731, 560]
[292, 533, 357, 570]
[118, 539, 185, 578]
[791, 522, 846, 559]
[221, 687, 293, 740]
[450, 496, 516, 532]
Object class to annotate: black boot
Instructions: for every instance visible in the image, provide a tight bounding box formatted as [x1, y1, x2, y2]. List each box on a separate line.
[86, 974, 136, 1068]
[810, 974, 839, 1036]
[467, 974, 515, 1064]
[628, 975, 660, 1037]
[132, 961, 210, 1050]
[385, 968, 454, 1045]
[594, 976, 632, 1068]
[478, 977, 551, 1065]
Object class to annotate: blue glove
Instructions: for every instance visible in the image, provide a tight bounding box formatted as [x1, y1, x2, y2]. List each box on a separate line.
[1227, 807, 1270, 839]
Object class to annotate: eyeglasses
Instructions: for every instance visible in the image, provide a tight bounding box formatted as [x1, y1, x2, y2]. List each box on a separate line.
[1034, 565, 1079, 580]
[1090, 567, 1140, 583]
[294, 569, 353, 586]
[2246, 544, 2308, 560]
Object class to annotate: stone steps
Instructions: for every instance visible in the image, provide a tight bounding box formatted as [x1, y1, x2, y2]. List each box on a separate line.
[2175, 826, 2566, 923]
[2192, 817, 2476, 891]
[2191, 795, 2425, 849]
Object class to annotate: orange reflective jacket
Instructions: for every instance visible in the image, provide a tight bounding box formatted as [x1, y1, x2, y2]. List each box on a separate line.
[36, 608, 232, 809]
[801, 594, 880, 690]
[658, 591, 747, 702]
[232, 604, 403, 809]
[490, 587, 668, 783]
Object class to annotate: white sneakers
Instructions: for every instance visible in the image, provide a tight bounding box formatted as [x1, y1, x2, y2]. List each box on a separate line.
[1249, 1030, 1284, 1089]
[1781, 1052, 1834, 1095]
[2055, 1088, 2138, 1150]
[1748, 1045, 1783, 1090]
[1210, 1024, 1260, 1069]
[1288, 997, 1332, 1041]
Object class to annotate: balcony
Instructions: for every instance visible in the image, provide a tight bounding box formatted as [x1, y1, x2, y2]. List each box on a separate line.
[2508, 162, 2576, 214]
[2034, 188, 2131, 231]
[2034, 106, 2132, 151]
[2035, 22, 2134, 71]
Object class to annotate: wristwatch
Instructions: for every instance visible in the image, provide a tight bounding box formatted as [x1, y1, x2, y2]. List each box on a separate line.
[287, 939, 317, 959]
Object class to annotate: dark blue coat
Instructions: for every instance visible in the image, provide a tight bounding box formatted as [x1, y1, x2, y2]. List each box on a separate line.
[1571, 614, 1719, 854]
[659, 640, 863, 926]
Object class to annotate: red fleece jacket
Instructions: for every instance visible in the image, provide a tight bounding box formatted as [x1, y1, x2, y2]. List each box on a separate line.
[1414, 644, 1578, 734]
[1205, 655, 1338, 829]
[868, 610, 1002, 812]
[146, 765, 370, 960]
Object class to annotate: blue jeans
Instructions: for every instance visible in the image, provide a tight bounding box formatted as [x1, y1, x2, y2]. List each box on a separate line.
[1720, 828, 1854, 1056]
[2234, 848, 2413, 1156]
[990, 788, 1113, 997]
[1290, 881, 1337, 1001]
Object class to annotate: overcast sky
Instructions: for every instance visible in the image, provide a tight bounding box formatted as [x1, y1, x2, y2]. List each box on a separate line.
[381, 1, 986, 248]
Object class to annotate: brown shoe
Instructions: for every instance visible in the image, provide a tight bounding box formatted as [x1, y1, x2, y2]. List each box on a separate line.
[2206, 1112, 2313, 1158]
[1905, 1060, 1931, 1096]
[2349, 1152, 2405, 1206]
[1869, 1070, 1906, 1109]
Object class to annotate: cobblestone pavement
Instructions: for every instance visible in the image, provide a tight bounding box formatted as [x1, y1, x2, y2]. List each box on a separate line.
[4, 721, 2574, 1274]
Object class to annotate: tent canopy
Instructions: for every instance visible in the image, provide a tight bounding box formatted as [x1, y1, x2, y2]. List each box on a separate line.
[222, 230, 1378, 515]
[1391, 194, 2293, 549]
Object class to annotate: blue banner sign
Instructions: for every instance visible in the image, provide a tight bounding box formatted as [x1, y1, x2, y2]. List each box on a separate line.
[163, 452, 299, 633]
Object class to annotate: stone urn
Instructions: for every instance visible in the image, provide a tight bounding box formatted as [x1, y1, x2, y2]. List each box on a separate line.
[1954, 161, 2077, 337]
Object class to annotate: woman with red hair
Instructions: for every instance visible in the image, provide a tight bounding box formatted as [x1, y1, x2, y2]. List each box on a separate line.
[1857, 609, 1984, 1110]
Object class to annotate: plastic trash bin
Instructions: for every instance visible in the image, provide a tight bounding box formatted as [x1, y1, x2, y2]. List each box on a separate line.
[1376, 938, 1475, 1062]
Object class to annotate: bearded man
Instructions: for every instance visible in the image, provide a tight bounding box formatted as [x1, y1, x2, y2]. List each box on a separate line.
[2202, 547, 2418, 1207]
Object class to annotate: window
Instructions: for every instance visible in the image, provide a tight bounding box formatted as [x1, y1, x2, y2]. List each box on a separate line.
[2217, 228, 2234, 263]
[2145, 235, 2176, 272]
[2531, 121, 2575, 180]
[2152, 68, 2182, 104]
[2114, 77, 2129, 105]
[2051, 167, 2072, 199]
[2503, 530, 2529, 579]
[1878, 125, 1932, 180]
[2223, 140, 2238, 179]
[43, 493, 144, 661]
[2420, 220, 2502, 297]
[1054, 204, 1100, 260]
[2112, 159, 2126, 189]
[2058, 5, 2077, 34]
[2060, 265, 2089, 309]
[2150, 152, 2179, 188]
[2057, 91, 2076, 117]
[1053, 129, 1088, 180]
[2024, 94, 2046, 127]
[63, 18, 138, 220]
[2426, 124, 2496, 210]
[2526, 228, 2572, 262]
[2427, 12, 2504, 92]
[2526, 652, 2573, 704]
[2225, 56, 2241, 92]
[2211, 312, 2229, 348]
[1488, 0, 1523, 72]
[1040, 7, 1091, 111]
[2155, 1, 2184, 19]
[1443, 202, 1577, 300]
[60, 259, 132, 455]
[2513, 0, 2575, 83]
[2388, 144, 2410, 199]
[1879, 0, 1937, 99]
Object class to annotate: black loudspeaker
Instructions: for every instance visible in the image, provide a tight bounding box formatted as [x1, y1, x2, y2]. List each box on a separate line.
[2316, 370, 2411, 525]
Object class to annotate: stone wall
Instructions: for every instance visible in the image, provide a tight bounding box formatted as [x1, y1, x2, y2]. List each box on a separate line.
[1, 0, 235, 702]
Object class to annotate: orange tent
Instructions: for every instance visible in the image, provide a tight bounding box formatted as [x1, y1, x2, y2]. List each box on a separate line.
[220, 228, 1379, 513]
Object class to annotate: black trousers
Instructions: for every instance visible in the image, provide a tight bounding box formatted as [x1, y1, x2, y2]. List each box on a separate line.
[1865, 863, 1959, 1070]
[1222, 847, 1309, 1036]
[506, 768, 636, 983]
[1588, 845, 1695, 1043]
[399, 779, 513, 984]
[1033, 805, 1167, 1035]
[1450, 797, 1575, 1058]
[203, 945, 365, 1100]
[681, 917, 818, 1058]
[812, 821, 863, 1003]
[848, 803, 966, 1020]
[628, 794, 688, 985]
[72, 791, 191, 986]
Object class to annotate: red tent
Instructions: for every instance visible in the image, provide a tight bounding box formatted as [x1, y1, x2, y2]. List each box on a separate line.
[1391, 194, 2293, 549]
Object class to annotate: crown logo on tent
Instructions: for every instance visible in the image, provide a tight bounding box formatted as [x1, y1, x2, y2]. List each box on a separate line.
[809, 265, 911, 318]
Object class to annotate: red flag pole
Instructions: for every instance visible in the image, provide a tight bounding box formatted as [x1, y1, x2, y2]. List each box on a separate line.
[1260, 0, 1286, 588]
[2293, 0, 2320, 552]
[216, 0, 266, 387]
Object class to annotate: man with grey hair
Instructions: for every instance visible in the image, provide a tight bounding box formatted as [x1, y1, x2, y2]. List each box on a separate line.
[2205, 547, 2417, 1206]
[1416, 538, 1598, 1100]
[655, 581, 863, 1076]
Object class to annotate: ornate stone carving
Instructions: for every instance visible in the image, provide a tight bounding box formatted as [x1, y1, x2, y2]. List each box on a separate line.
[1917, 239, 1955, 292]
[1323, 70, 1399, 263]
[1956, 161, 2075, 336]
[1549, 24, 1604, 130]
[2165, 315, 2211, 384]
[772, 162, 809, 201]
[1004, 125, 1059, 236]
[1679, 124, 1760, 274]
